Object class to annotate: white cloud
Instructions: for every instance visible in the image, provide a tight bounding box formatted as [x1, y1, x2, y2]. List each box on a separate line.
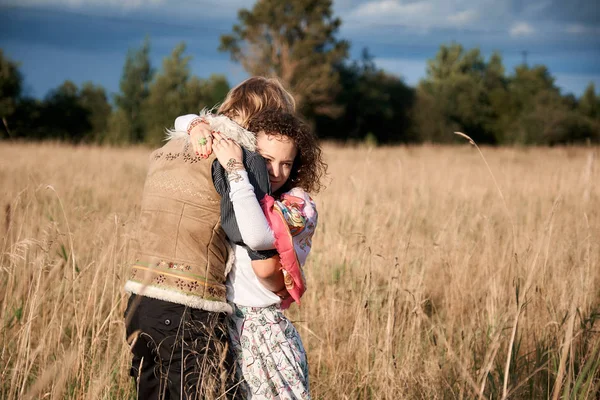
[447, 9, 479, 27]
[565, 23, 600, 34]
[353, 0, 433, 17]
[509, 22, 534, 37]
[566, 24, 587, 34]
[3, 0, 253, 15]
[3, 0, 254, 19]
[345, 0, 481, 30]
[342, 0, 600, 39]
[522, 1, 551, 15]
[6, 0, 166, 8]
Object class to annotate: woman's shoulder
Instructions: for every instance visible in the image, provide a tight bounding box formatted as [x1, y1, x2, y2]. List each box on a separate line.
[284, 187, 314, 203]
[279, 187, 317, 219]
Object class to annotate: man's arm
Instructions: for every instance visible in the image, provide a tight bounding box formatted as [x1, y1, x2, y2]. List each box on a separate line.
[169, 111, 258, 157]
[174, 114, 198, 132]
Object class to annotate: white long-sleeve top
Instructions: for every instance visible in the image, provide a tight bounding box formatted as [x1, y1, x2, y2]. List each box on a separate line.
[227, 170, 282, 306]
[175, 114, 281, 307]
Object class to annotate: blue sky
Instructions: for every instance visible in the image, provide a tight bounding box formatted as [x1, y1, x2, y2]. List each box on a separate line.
[1, 0, 599, 100]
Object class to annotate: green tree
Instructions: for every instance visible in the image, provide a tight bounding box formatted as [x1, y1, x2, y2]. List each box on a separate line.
[10, 98, 44, 140]
[185, 74, 230, 111]
[0, 50, 23, 138]
[79, 82, 112, 143]
[503, 65, 582, 144]
[143, 43, 230, 146]
[14, 81, 113, 144]
[507, 64, 558, 114]
[516, 90, 598, 144]
[485, 52, 511, 142]
[220, 0, 349, 119]
[143, 43, 190, 145]
[41, 80, 91, 143]
[415, 44, 504, 143]
[114, 37, 153, 143]
[579, 82, 599, 119]
[105, 109, 131, 145]
[317, 49, 415, 143]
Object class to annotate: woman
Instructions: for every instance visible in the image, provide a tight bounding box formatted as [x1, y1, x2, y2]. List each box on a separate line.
[174, 110, 326, 399]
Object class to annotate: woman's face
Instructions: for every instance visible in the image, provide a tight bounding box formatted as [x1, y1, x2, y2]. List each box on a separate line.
[256, 132, 297, 193]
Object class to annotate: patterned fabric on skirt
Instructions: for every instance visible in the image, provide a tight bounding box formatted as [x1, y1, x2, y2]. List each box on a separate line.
[228, 304, 311, 399]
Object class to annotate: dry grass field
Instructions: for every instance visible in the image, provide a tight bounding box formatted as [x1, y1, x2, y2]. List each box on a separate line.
[1, 141, 599, 399]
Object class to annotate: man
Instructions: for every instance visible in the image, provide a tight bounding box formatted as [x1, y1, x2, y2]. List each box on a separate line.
[123, 77, 295, 399]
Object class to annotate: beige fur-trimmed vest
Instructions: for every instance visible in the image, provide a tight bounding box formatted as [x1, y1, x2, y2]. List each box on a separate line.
[124, 112, 257, 313]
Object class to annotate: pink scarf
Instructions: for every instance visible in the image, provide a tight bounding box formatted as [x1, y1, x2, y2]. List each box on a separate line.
[260, 188, 317, 309]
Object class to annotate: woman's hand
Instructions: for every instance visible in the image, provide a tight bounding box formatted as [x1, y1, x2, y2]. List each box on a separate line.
[188, 118, 213, 158]
[212, 131, 244, 177]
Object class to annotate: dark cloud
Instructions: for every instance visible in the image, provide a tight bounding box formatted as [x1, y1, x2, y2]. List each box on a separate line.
[0, 1, 598, 97]
[0, 6, 230, 52]
[509, 0, 600, 25]
[0, 5, 237, 97]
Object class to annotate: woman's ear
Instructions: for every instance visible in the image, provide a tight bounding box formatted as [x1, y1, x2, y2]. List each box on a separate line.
[290, 157, 301, 182]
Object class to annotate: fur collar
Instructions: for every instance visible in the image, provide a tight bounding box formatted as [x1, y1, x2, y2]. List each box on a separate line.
[165, 109, 257, 152]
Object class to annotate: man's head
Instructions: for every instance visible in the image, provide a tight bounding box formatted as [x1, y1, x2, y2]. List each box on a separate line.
[218, 77, 296, 129]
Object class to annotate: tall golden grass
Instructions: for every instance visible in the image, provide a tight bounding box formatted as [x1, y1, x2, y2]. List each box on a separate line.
[1, 141, 599, 399]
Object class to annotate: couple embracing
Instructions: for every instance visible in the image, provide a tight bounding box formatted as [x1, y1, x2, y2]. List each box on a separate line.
[123, 77, 327, 399]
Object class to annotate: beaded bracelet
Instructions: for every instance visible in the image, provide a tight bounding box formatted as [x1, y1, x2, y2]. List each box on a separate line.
[187, 117, 208, 135]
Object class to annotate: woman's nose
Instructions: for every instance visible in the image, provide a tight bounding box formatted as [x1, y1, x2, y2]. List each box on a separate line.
[270, 164, 281, 177]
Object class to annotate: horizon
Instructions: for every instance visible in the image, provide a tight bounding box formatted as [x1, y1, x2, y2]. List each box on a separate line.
[1, 0, 599, 99]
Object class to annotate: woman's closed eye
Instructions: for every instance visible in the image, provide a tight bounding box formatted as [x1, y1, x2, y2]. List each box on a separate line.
[263, 158, 292, 169]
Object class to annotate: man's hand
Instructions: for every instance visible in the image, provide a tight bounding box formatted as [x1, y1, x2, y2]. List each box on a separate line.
[188, 118, 213, 158]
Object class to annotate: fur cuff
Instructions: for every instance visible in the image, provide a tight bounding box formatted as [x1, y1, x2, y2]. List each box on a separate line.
[124, 280, 233, 314]
[165, 109, 257, 152]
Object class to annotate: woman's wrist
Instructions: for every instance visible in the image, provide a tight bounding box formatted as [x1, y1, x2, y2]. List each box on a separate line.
[225, 158, 244, 171]
[273, 286, 290, 300]
[225, 158, 246, 183]
[257, 275, 288, 297]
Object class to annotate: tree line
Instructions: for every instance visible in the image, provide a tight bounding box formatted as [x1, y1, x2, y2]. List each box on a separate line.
[0, 41, 229, 147]
[1, 0, 599, 146]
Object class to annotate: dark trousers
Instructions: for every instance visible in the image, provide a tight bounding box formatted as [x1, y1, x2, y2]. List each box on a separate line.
[124, 295, 241, 400]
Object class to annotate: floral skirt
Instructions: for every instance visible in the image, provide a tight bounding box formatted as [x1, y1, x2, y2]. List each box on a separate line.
[228, 304, 311, 399]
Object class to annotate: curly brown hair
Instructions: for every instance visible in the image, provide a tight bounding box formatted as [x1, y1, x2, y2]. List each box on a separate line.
[247, 110, 327, 195]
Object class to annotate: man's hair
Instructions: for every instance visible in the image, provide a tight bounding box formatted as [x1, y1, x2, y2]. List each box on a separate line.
[218, 77, 296, 129]
[248, 110, 327, 195]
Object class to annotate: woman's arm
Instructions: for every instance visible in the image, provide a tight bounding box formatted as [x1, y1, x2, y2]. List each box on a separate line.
[229, 170, 276, 250]
[212, 132, 275, 250]
[251, 256, 289, 298]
